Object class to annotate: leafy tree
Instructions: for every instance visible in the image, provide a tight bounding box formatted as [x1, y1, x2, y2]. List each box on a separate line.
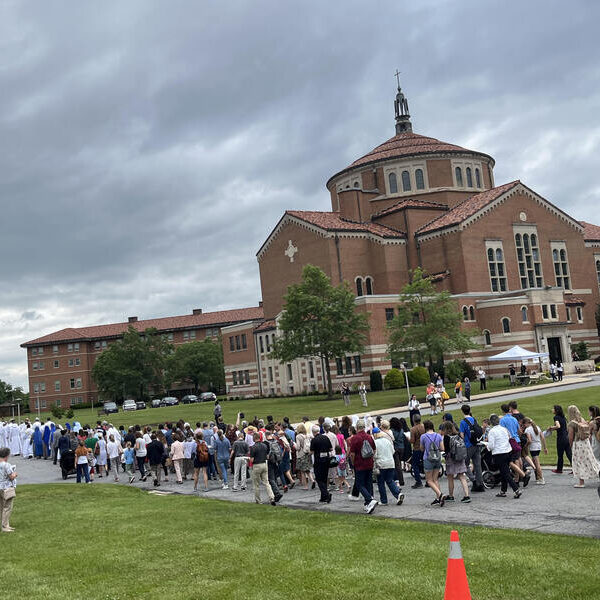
[384, 368, 404, 389]
[92, 327, 173, 400]
[387, 268, 479, 376]
[445, 359, 476, 383]
[369, 370, 383, 392]
[271, 265, 370, 398]
[0, 380, 13, 405]
[168, 339, 224, 393]
[571, 341, 590, 361]
[407, 366, 430, 386]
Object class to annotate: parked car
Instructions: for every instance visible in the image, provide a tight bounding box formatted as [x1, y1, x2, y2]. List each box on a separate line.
[151, 398, 162, 408]
[199, 392, 217, 402]
[181, 394, 198, 404]
[161, 396, 179, 406]
[136, 401, 146, 410]
[123, 399, 137, 411]
[102, 401, 118, 414]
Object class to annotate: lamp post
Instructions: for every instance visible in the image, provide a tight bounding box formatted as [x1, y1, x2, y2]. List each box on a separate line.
[401, 363, 411, 404]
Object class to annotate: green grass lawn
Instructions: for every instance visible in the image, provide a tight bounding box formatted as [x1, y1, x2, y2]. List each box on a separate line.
[4, 485, 599, 600]
[35, 377, 517, 427]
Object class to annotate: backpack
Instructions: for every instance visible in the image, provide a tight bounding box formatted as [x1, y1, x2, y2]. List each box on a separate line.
[268, 439, 283, 464]
[360, 438, 374, 459]
[463, 417, 483, 445]
[576, 421, 591, 441]
[449, 435, 467, 462]
[196, 441, 209, 463]
[426, 434, 442, 466]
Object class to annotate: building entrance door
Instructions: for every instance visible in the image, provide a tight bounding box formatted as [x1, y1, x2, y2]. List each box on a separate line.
[547, 337, 563, 364]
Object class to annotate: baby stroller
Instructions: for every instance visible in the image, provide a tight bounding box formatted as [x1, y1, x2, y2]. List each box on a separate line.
[480, 445, 501, 489]
[60, 449, 76, 480]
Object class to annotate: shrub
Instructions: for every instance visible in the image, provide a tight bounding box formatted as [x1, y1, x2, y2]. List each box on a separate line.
[407, 366, 430, 386]
[66, 409, 74, 419]
[384, 368, 404, 389]
[445, 359, 476, 383]
[369, 370, 383, 392]
[571, 341, 590, 361]
[51, 405, 64, 419]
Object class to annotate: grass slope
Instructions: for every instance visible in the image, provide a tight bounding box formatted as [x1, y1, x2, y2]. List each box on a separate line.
[4, 485, 599, 600]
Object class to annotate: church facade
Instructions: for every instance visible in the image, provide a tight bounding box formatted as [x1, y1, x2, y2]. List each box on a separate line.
[222, 84, 600, 398]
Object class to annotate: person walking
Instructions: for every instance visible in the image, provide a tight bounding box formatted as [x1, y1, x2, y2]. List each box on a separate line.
[169, 434, 185, 484]
[95, 433, 108, 478]
[134, 432, 148, 482]
[294, 424, 312, 490]
[440, 421, 470, 503]
[477, 367, 487, 391]
[348, 420, 378, 514]
[463, 377, 471, 402]
[547, 405, 572, 474]
[374, 421, 405, 506]
[231, 432, 249, 491]
[557, 362, 564, 381]
[310, 425, 333, 504]
[408, 394, 421, 425]
[0, 447, 17, 533]
[147, 434, 166, 487]
[409, 415, 425, 489]
[454, 380, 463, 403]
[74, 440, 91, 484]
[358, 382, 368, 407]
[420, 420, 446, 506]
[459, 405, 485, 493]
[193, 433, 210, 492]
[486, 414, 521, 498]
[509, 365, 516, 386]
[567, 405, 600, 488]
[106, 434, 122, 482]
[340, 382, 351, 407]
[389, 417, 406, 487]
[249, 432, 276, 505]
[522, 417, 547, 484]
[183, 435, 196, 480]
[213, 400, 222, 423]
[123, 442, 135, 484]
[214, 430, 232, 489]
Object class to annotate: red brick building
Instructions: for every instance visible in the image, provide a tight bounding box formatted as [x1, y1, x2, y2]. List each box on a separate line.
[21, 306, 263, 410]
[222, 84, 600, 397]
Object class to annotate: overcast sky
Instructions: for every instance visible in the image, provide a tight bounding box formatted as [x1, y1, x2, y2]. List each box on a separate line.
[1, 1, 599, 389]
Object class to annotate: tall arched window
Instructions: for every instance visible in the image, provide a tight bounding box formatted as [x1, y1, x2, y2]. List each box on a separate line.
[475, 168, 481, 188]
[469, 306, 475, 321]
[365, 277, 373, 295]
[462, 306, 469, 321]
[356, 278, 363, 297]
[388, 172, 398, 194]
[502, 318, 511, 334]
[401, 170, 411, 191]
[455, 167, 463, 187]
[415, 168, 425, 190]
[484, 330, 491, 346]
[466, 167, 473, 187]
[596, 259, 600, 284]
[521, 306, 528, 322]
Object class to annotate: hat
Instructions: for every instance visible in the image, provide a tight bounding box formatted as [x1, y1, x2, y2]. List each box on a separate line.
[245, 425, 257, 433]
[372, 426, 380, 433]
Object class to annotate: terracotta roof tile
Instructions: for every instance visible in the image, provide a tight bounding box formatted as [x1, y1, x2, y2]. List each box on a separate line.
[564, 296, 586, 306]
[254, 319, 276, 333]
[21, 306, 264, 347]
[416, 181, 520, 235]
[286, 210, 405, 238]
[581, 221, 600, 242]
[372, 198, 448, 220]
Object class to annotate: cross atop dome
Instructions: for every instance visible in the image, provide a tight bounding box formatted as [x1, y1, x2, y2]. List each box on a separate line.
[394, 70, 412, 134]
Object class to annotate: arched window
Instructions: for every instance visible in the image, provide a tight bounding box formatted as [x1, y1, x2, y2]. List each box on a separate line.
[521, 306, 528, 322]
[502, 318, 511, 334]
[484, 330, 491, 346]
[365, 277, 373, 295]
[356, 278, 363, 297]
[596, 259, 600, 284]
[475, 168, 481, 188]
[455, 167, 463, 187]
[462, 306, 469, 321]
[388, 173, 398, 194]
[401, 170, 411, 191]
[469, 306, 475, 321]
[415, 168, 425, 190]
[354, 181, 360, 188]
[466, 167, 473, 187]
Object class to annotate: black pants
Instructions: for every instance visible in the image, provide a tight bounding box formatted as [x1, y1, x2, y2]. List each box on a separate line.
[494, 452, 518, 492]
[314, 461, 330, 501]
[479, 378, 486, 391]
[557, 437, 572, 471]
[409, 410, 420, 426]
[393, 451, 405, 486]
[267, 462, 281, 497]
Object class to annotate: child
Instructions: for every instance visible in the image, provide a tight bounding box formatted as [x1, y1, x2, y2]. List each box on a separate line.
[426, 382, 437, 415]
[86, 449, 96, 481]
[522, 417, 547, 484]
[335, 445, 350, 493]
[123, 442, 135, 484]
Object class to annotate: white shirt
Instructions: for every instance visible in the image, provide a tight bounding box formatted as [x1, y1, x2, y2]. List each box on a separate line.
[107, 441, 121, 459]
[409, 397, 420, 410]
[486, 425, 511, 455]
[478, 369, 486, 379]
[374, 434, 395, 469]
[525, 425, 542, 452]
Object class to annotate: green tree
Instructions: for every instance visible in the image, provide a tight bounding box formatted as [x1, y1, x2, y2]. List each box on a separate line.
[92, 327, 173, 400]
[387, 268, 479, 376]
[383, 368, 404, 389]
[271, 265, 370, 398]
[168, 339, 225, 393]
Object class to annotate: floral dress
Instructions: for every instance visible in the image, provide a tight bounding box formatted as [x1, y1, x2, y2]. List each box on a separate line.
[569, 422, 600, 480]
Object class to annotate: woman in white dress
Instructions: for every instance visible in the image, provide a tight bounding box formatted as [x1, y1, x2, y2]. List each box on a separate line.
[567, 405, 600, 488]
[21, 425, 34, 459]
[94, 432, 108, 478]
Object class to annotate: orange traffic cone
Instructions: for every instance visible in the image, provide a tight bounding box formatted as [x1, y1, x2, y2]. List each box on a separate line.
[443, 530, 471, 600]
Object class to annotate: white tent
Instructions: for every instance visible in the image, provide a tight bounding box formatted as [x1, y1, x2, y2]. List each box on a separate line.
[487, 345, 549, 362]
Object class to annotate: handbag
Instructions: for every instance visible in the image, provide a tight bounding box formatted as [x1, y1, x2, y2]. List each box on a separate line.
[328, 454, 339, 469]
[3, 487, 16, 500]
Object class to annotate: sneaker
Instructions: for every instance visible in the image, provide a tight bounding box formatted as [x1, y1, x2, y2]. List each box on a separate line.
[326, 493, 332, 504]
[365, 499, 378, 514]
[430, 498, 440, 505]
[142, 476, 147, 482]
[461, 496, 471, 503]
[222, 484, 229, 490]
[270, 500, 277, 506]
[551, 469, 563, 474]
[396, 492, 405, 506]
[535, 479, 546, 485]
[514, 490, 522, 499]
[348, 494, 361, 501]
[232, 487, 239, 492]
[445, 495, 455, 502]
[274, 494, 283, 503]
[496, 492, 506, 497]
[574, 483, 585, 488]
[471, 484, 485, 493]
[241, 486, 246, 491]
[522, 473, 531, 488]
[129, 476, 135, 484]
[411, 483, 423, 489]
[439, 494, 446, 507]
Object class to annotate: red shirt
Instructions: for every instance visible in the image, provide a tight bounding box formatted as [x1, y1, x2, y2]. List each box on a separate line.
[349, 430, 375, 471]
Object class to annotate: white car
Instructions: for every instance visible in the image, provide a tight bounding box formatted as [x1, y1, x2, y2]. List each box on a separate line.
[122, 399, 137, 411]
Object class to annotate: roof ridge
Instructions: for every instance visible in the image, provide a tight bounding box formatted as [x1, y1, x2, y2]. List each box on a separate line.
[372, 197, 449, 220]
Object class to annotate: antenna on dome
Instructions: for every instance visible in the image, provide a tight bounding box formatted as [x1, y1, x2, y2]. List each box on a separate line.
[394, 70, 412, 135]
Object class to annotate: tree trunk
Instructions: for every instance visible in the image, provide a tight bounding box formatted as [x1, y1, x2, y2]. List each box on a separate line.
[323, 355, 334, 398]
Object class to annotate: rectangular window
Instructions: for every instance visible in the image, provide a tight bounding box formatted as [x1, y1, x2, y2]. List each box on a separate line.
[550, 304, 557, 319]
[266, 335, 271, 352]
[345, 356, 353, 374]
[233, 372, 238, 386]
[101, 341, 107, 349]
[577, 306, 583, 322]
[68, 358, 73, 367]
[190, 330, 196, 339]
[53, 345, 58, 353]
[551, 243, 571, 289]
[354, 355, 362, 373]
[244, 370, 250, 385]
[268, 366, 273, 382]
[33, 362, 38, 371]
[54, 360, 59, 368]
[76, 378, 82, 389]
[566, 307, 572, 322]
[309, 361, 315, 379]
[486, 243, 507, 292]
[40, 383, 46, 393]
[38, 346, 44, 355]
[336, 358, 343, 376]
[241, 334, 247, 349]
[385, 308, 395, 321]
[183, 331, 189, 339]
[54, 381, 61, 392]
[167, 333, 173, 342]
[38, 361, 44, 370]
[542, 305, 549, 320]
[67, 344, 73, 352]
[235, 335, 240, 351]
[32, 348, 38, 356]
[94, 341, 101, 350]
[259, 336, 264, 353]
[70, 396, 83, 406]
[287, 364, 293, 380]
[229, 337, 235, 352]
[74, 343, 79, 352]
[70, 378, 75, 390]
[33, 383, 39, 393]
[515, 232, 543, 289]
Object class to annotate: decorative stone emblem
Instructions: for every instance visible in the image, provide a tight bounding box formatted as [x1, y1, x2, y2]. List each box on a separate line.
[519, 211, 527, 222]
[284, 240, 298, 263]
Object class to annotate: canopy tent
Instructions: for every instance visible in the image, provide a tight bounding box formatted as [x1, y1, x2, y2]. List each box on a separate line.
[487, 345, 549, 362]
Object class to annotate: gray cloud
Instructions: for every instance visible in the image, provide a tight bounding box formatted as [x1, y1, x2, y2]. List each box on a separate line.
[1, 0, 599, 387]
